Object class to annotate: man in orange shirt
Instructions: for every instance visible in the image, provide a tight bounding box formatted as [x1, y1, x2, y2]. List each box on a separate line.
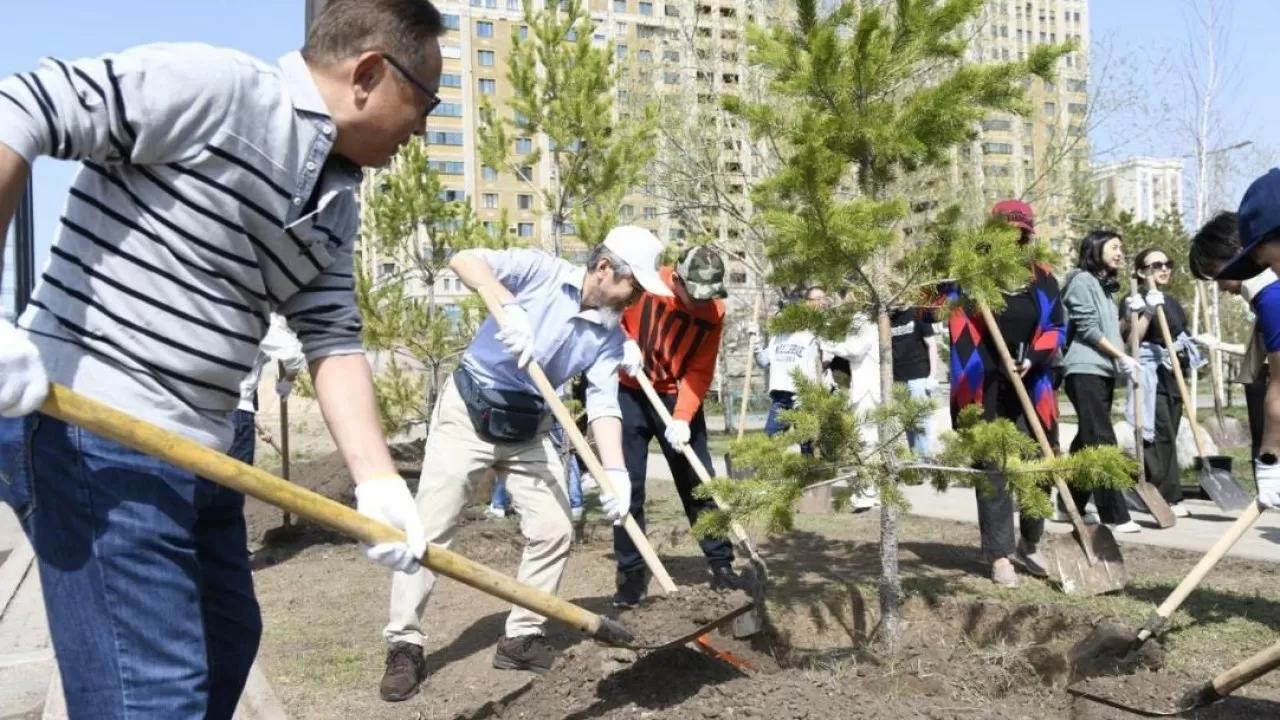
[614, 245, 738, 607]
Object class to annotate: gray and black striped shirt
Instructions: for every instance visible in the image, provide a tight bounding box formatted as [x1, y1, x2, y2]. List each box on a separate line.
[0, 43, 365, 449]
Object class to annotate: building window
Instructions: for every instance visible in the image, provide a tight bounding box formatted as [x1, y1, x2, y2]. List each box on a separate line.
[562, 222, 578, 236]
[483, 193, 498, 209]
[478, 50, 495, 67]
[981, 142, 1013, 155]
[518, 222, 535, 238]
[479, 78, 497, 95]
[428, 131, 464, 146]
[639, 1, 653, 14]
[638, 49, 652, 62]
[663, 49, 679, 62]
[435, 102, 463, 117]
[428, 160, 465, 175]
[517, 165, 533, 181]
[616, 22, 627, 34]
[518, 194, 533, 210]
[508, 0, 520, 7]
[643, 206, 657, 220]
[620, 205, 635, 220]
[442, 13, 461, 30]
[378, 262, 396, 278]
[519, 25, 528, 40]
[516, 137, 533, 154]
[440, 188, 466, 202]
[477, 21, 494, 38]
[441, 45, 462, 59]
[617, 45, 628, 60]
[482, 166, 499, 182]
[982, 119, 1012, 131]
[614, 0, 626, 11]
[440, 73, 462, 88]
[663, 71, 679, 84]
[730, 271, 747, 284]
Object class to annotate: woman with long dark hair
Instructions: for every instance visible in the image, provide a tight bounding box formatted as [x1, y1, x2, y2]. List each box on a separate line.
[1124, 248, 1195, 518]
[1060, 230, 1142, 533]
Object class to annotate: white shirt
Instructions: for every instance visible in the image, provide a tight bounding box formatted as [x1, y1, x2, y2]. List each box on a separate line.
[238, 315, 306, 412]
[755, 330, 822, 394]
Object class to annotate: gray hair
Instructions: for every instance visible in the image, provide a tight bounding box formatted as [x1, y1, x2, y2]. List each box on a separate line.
[586, 244, 634, 279]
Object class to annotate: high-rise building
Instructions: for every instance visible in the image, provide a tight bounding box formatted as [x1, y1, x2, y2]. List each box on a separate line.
[1093, 157, 1185, 224]
[958, 0, 1091, 250]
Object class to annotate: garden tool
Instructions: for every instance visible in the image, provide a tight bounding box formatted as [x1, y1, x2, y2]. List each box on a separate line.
[1127, 279, 1176, 529]
[1196, 284, 1228, 429]
[37, 384, 758, 655]
[979, 304, 1128, 596]
[1069, 636, 1280, 716]
[633, 371, 768, 637]
[1067, 501, 1264, 675]
[1153, 305, 1253, 511]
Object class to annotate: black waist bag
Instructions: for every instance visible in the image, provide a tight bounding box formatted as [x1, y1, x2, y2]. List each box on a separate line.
[452, 366, 547, 444]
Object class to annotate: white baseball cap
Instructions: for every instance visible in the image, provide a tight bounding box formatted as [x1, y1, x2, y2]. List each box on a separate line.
[601, 225, 674, 297]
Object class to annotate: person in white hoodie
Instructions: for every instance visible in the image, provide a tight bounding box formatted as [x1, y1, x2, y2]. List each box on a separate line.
[824, 311, 882, 510]
[750, 287, 829, 456]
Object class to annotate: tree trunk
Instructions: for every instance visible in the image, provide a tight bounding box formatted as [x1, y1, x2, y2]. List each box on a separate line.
[873, 308, 903, 653]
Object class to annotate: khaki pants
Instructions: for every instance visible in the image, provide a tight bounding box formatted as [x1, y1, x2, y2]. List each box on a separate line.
[383, 376, 571, 646]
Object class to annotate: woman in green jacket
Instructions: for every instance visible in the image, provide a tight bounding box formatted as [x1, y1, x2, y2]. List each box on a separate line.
[1060, 230, 1143, 533]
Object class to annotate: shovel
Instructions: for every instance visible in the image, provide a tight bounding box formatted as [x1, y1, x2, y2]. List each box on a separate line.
[1067, 501, 1265, 674]
[1152, 305, 1253, 512]
[1127, 282, 1176, 529]
[1069, 636, 1280, 716]
[979, 304, 1128, 595]
[632, 371, 769, 637]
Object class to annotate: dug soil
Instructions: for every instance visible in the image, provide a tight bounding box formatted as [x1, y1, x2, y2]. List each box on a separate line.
[249, 450, 1280, 719]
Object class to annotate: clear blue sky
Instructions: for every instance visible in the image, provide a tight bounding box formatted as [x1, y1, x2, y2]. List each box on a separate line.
[4, 0, 1280, 311]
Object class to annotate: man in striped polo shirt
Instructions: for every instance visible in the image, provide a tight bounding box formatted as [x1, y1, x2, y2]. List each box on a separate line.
[0, 1, 444, 717]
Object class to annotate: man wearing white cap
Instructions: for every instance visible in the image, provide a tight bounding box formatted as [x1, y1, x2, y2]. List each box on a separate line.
[378, 226, 669, 701]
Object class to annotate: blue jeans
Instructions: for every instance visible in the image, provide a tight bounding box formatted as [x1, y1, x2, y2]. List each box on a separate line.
[764, 391, 812, 457]
[0, 415, 261, 720]
[904, 378, 933, 457]
[229, 409, 256, 465]
[492, 421, 583, 510]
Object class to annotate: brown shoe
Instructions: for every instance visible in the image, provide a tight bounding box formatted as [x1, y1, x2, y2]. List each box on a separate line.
[492, 634, 557, 674]
[380, 641, 426, 702]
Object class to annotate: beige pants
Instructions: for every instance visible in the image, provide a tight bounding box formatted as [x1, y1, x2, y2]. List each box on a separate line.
[383, 376, 571, 646]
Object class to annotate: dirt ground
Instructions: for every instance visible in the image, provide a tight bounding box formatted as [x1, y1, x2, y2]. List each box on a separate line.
[246, 441, 1280, 720]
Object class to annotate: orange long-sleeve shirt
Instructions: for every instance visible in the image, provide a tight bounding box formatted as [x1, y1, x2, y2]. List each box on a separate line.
[620, 267, 725, 422]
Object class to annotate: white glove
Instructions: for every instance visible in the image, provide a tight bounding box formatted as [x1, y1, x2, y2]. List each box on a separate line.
[353, 476, 427, 573]
[1118, 354, 1141, 380]
[1124, 295, 1146, 314]
[1144, 289, 1165, 307]
[664, 419, 692, 452]
[599, 468, 632, 525]
[275, 380, 293, 399]
[1194, 333, 1221, 351]
[621, 340, 645, 378]
[496, 303, 534, 368]
[0, 320, 49, 418]
[923, 377, 939, 395]
[1256, 459, 1280, 510]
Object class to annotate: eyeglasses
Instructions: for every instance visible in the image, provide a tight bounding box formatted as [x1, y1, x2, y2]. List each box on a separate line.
[1144, 261, 1175, 271]
[382, 53, 442, 118]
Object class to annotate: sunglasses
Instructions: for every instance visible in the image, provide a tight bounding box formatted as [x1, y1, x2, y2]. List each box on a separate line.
[382, 53, 442, 118]
[1144, 261, 1175, 271]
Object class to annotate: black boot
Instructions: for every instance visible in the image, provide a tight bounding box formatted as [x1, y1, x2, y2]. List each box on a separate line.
[710, 565, 742, 592]
[492, 634, 557, 674]
[379, 641, 427, 702]
[612, 568, 649, 608]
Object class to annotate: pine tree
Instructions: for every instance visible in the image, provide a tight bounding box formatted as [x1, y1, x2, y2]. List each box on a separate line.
[700, 0, 1135, 652]
[477, 0, 658, 255]
[358, 138, 513, 435]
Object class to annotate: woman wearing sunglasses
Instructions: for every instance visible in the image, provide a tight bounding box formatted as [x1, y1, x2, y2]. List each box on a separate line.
[1123, 249, 1200, 518]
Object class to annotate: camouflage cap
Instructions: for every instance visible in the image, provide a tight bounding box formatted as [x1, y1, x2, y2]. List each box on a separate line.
[675, 245, 728, 300]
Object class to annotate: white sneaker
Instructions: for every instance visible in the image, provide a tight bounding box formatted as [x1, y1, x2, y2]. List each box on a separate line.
[485, 505, 506, 520]
[1109, 521, 1142, 534]
[1170, 503, 1190, 518]
[1054, 509, 1100, 525]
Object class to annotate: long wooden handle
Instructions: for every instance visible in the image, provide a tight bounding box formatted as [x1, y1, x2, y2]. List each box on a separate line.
[977, 303, 1098, 563]
[278, 361, 292, 526]
[1139, 502, 1264, 641]
[477, 287, 678, 593]
[37, 385, 627, 644]
[1154, 305, 1209, 457]
[736, 294, 763, 441]
[1212, 638, 1280, 697]
[632, 372, 757, 554]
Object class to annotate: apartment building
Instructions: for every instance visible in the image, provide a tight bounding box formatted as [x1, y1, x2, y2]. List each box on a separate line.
[959, 0, 1091, 253]
[1093, 157, 1185, 224]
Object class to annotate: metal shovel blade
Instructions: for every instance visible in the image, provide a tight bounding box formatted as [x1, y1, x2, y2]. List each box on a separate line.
[626, 601, 757, 651]
[1195, 456, 1254, 512]
[1129, 482, 1177, 528]
[1068, 677, 1206, 717]
[1044, 525, 1128, 596]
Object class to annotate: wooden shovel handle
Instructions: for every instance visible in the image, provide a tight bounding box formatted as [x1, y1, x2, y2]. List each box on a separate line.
[1152, 305, 1209, 457]
[1212, 637, 1280, 697]
[737, 294, 763, 441]
[977, 303, 1098, 563]
[477, 286, 679, 593]
[37, 385, 622, 642]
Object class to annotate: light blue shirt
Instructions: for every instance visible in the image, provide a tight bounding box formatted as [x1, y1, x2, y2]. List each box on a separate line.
[460, 248, 624, 422]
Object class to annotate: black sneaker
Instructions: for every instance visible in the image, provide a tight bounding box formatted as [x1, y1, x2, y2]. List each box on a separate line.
[379, 641, 427, 702]
[710, 565, 742, 592]
[612, 568, 649, 609]
[492, 634, 557, 674]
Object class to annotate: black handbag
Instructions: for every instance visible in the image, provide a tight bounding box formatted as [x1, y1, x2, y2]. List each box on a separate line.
[452, 365, 547, 444]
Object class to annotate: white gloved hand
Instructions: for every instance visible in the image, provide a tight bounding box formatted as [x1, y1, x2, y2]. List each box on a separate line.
[496, 303, 534, 368]
[923, 377, 939, 395]
[1124, 295, 1146, 314]
[599, 468, 632, 525]
[0, 320, 49, 418]
[275, 380, 293, 399]
[1256, 459, 1280, 510]
[621, 340, 645, 378]
[1118, 354, 1141, 380]
[353, 476, 426, 573]
[664, 419, 692, 452]
[1194, 333, 1221, 351]
[1144, 289, 1165, 307]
